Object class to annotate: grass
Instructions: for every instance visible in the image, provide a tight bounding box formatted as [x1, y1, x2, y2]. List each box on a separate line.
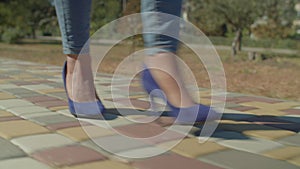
[0, 41, 299, 101]
[209, 36, 300, 50]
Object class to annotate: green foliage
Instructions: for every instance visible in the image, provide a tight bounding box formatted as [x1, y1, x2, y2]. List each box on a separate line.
[1, 27, 25, 43]
[0, 0, 57, 43]
[187, 0, 298, 39]
[90, 0, 122, 34]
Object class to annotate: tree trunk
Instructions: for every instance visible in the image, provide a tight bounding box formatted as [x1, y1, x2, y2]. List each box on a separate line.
[31, 27, 36, 39]
[231, 28, 242, 57]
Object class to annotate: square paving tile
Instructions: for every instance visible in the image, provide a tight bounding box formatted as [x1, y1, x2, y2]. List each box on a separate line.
[80, 115, 133, 129]
[0, 84, 18, 89]
[0, 120, 49, 139]
[133, 153, 222, 169]
[49, 106, 69, 111]
[4, 88, 33, 95]
[0, 157, 52, 169]
[0, 110, 14, 117]
[115, 123, 185, 144]
[243, 129, 295, 140]
[23, 84, 54, 90]
[62, 160, 134, 169]
[167, 138, 227, 158]
[29, 114, 77, 126]
[289, 155, 300, 167]
[46, 121, 87, 131]
[0, 99, 34, 109]
[117, 146, 168, 159]
[91, 135, 151, 153]
[199, 149, 299, 169]
[80, 140, 113, 157]
[278, 134, 300, 146]
[32, 145, 106, 167]
[218, 137, 283, 153]
[0, 116, 23, 122]
[57, 125, 115, 141]
[11, 133, 74, 154]
[263, 146, 300, 160]
[15, 92, 43, 98]
[0, 137, 26, 160]
[229, 106, 258, 112]
[7, 106, 50, 115]
[24, 95, 58, 103]
[0, 92, 16, 100]
[38, 88, 65, 94]
[35, 100, 68, 108]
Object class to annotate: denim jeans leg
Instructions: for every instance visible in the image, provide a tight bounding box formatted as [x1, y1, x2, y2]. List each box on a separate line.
[141, 0, 183, 56]
[54, 0, 91, 55]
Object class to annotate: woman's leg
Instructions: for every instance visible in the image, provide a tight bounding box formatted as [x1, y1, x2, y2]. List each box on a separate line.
[141, 0, 195, 107]
[54, 0, 96, 102]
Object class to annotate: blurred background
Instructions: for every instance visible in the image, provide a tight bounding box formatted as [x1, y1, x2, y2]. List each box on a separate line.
[0, 0, 299, 101]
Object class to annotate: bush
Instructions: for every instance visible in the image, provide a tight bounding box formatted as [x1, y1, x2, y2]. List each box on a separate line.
[1, 27, 25, 44]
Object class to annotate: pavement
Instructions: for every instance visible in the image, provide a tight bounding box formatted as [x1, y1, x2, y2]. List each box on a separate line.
[0, 58, 299, 169]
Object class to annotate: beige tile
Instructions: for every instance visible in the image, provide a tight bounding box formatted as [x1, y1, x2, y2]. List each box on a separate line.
[246, 109, 285, 116]
[162, 138, 227, 158]
[0, 120, 49, 139]
[49, 106, 69, 111]
[57, 125, 115, 141]
[244, 130, 295, 140]
[38, 88, 65, 94]
[241, 102, 300, 110]
[0, 92, 16, 100]
[0, 110, 14, 117]
[288, 155, 300, 167]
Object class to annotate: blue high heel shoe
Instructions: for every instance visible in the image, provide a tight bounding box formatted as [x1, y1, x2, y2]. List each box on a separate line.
[141, 65, 219, 123]
[62, 61, 105, 118]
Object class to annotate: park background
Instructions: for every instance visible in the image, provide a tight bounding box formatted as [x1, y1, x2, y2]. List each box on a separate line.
[0, 0, 299, 101]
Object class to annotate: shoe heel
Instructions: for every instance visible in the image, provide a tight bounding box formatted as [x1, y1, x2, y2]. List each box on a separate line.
[148, 89, 167, 113]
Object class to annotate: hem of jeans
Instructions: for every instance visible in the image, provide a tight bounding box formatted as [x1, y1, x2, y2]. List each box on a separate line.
[63, 47, 88, 55]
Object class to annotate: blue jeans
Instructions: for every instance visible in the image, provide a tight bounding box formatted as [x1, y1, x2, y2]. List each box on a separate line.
[55, 0, 182, 55]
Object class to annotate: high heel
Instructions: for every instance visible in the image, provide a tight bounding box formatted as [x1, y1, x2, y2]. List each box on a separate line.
[141, 65, 219, 123]
[62, 61, 105, 118]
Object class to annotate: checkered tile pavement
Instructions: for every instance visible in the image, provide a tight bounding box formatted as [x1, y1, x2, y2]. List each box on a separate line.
[0, 58, 299, 169]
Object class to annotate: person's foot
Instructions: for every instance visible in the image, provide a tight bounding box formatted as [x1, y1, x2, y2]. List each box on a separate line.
[144, 52, 196, 108]
[66, 54, 97, 102]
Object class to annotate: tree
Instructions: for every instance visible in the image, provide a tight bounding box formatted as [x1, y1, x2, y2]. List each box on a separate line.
[188, 0, 259, 56]
[90, 0, 122, 33]
[187, 0, 298, 56]
[251, 0, 297, 39]
[0, 0, 56, 42]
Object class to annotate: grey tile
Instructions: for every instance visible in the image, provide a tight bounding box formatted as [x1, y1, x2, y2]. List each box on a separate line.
[4, 88, 34, 94]
[0, 99, 34, 109]
[0, 137, 26, 160]
[199, 149, 299, 169]
[7, 106, 50, 115]
[91, 135, 151, 153]
[11, 133, 74, 154]
[218, 137, 283, 153]
[0, 157, 52, 169]
[30, 114, 77, 126]
[278, 134, 300, 146]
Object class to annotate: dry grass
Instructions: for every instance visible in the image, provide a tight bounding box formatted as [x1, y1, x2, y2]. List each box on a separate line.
[0, 42, 299, 101]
